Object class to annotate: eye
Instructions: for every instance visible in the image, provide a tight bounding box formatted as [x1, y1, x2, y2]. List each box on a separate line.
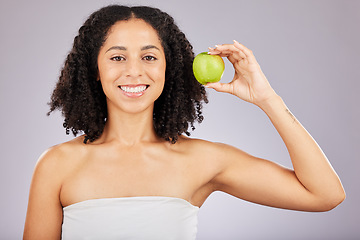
[111, 56, 125, 61]
[143, 55, 157, 61]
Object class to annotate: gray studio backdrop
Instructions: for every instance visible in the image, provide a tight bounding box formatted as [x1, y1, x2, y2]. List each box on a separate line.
[1, 0, 359, 239]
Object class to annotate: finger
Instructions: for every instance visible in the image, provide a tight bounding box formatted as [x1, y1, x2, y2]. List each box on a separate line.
[208, 49, 243, 68]
[233, 40, 254, 58]
[208, 47, 222, 55]
[217, 41, 258, 65]
[213, 44, 247, 59]
[205, 82, 233, 94]
[207, 52, 239, 68]
[214, 45, 246, 60]
[209, 49, 244, 64]
[209, 51, 243, 67]
[227, 55, 238, 66]
[209, 44, 242, 56]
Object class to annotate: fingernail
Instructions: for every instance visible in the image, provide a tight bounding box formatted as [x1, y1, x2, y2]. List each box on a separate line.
[215, 45, 220, 48]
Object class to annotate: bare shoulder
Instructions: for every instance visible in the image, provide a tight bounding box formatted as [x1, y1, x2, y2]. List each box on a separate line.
[24, 137, 87, 239]
[176, 135, 248, 160]
[29, 137, 85, 199]
[34, 136, 86, 180]
[172, 136, 254, 205]
[28, 136, 87, 206]
[175, 135, 251, 176]
[177, 136, 259, 181]
[175, 135, 220, 150]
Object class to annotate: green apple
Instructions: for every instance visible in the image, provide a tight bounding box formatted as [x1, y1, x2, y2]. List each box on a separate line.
[193, 52, 225, 85]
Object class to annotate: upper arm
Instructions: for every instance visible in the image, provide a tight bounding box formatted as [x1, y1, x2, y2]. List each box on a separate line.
[210, 143, 326, 211]
[23, 147, 64, 240]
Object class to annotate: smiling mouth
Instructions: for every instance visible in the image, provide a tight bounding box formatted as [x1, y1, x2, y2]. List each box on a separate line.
[119, 85, 149, 93]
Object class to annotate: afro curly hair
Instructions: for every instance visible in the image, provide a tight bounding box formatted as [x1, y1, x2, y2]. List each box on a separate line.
[48, 5, 208, 144]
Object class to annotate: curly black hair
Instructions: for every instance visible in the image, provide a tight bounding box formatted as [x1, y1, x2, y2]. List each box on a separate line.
[48, 5, 208, 144]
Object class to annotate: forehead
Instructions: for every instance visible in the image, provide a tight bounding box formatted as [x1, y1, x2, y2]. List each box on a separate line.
[104, 18, 162, 47]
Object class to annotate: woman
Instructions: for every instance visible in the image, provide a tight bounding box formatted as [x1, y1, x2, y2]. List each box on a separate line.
[23, 5, 345, 240]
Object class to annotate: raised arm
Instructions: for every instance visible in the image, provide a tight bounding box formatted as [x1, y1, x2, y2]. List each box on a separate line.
[206, 41, 345, 211]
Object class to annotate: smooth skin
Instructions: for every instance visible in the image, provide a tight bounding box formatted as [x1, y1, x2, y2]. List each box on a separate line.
[23, 19, 345, 239]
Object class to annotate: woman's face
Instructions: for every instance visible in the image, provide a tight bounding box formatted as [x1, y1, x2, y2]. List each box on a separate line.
[97, 18, 166, 115]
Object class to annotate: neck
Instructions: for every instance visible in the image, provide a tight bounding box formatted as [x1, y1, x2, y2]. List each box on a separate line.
[97, 106, 159, 146]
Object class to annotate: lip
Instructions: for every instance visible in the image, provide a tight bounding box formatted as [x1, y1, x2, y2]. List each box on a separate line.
[118, 84, 149, 98]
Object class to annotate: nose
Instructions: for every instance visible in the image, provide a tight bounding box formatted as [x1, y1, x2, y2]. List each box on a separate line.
[125, 58, 143, 77]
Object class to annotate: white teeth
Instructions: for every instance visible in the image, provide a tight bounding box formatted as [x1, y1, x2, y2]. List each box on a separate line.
[120, 85, 147, 93]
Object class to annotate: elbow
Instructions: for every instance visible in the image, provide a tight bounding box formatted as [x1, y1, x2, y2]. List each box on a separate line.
[332, 189, 346, 209]
[318, 189, 346, 212]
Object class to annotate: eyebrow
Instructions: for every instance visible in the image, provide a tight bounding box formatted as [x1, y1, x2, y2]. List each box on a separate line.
[106, 45, 160, 53]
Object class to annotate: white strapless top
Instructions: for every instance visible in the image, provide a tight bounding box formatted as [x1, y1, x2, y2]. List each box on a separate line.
[61, 196, 200, 240]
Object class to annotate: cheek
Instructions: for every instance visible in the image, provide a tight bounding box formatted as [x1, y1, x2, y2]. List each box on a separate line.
[144, 63, 165, 85]
[98, 66, 119, 95]
[153, 62, 166, 85]
[99, 65, 124, 87]
[156, 67, 166, 85]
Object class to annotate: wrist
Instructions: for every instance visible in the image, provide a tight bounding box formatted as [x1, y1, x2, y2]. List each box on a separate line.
[256, 94, 284, 112]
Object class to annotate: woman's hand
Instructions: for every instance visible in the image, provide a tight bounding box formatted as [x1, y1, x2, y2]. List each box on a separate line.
[207, 40, 277, 107]
[206, 42, 345, 211]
